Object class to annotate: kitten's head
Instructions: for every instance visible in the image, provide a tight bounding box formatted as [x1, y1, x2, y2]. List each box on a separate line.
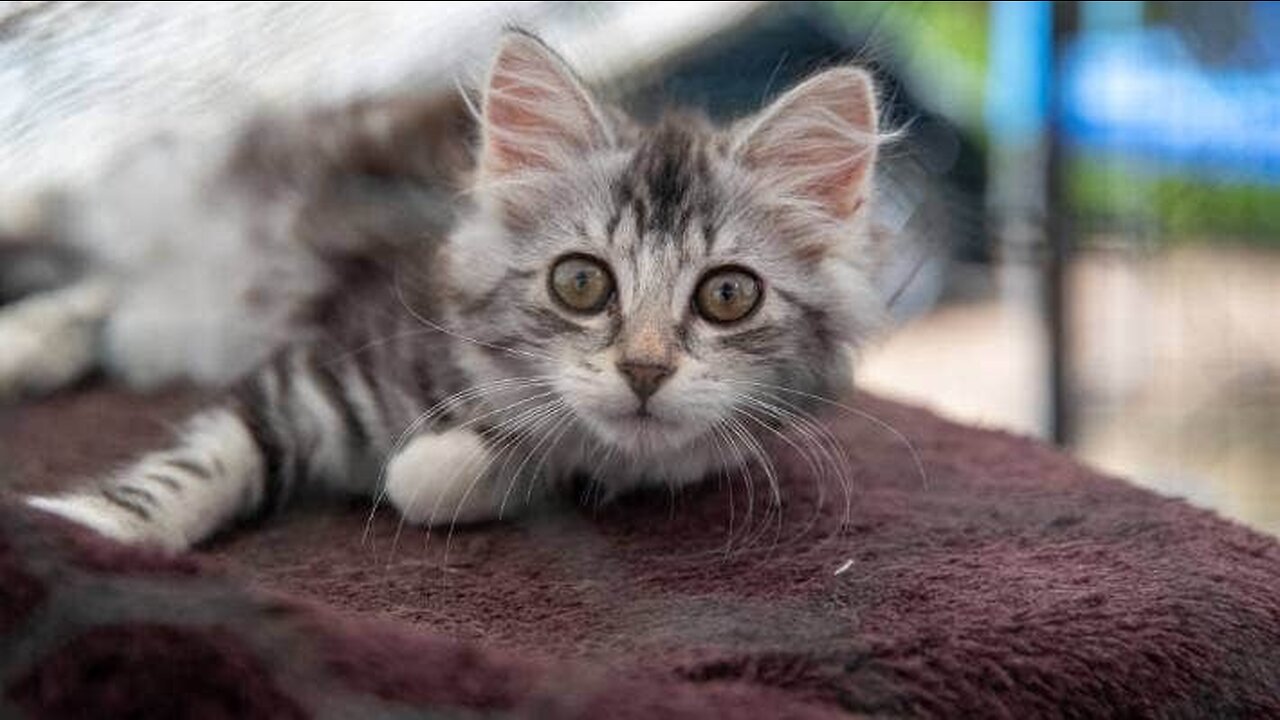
[447, 33, 886, 461]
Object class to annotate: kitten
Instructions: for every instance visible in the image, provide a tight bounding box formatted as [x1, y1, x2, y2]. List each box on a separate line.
[24, 32, 886, 552]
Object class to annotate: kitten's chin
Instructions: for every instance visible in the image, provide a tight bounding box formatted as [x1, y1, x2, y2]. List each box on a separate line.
[587, 410, 704, 457]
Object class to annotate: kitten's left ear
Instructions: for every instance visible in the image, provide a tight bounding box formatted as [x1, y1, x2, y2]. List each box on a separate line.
[479, 32, 610, 181]
[735, 67, 879, 220]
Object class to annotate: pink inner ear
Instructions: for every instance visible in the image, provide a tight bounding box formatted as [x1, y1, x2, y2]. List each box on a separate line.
[484, 67, 560, 174]
[750, 135, 874, 218]
[741, 69, 878, 219]
[481, 39, 600, 178]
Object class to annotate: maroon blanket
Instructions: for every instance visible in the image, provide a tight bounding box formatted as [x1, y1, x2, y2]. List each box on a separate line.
[2, 387, 1278, 718]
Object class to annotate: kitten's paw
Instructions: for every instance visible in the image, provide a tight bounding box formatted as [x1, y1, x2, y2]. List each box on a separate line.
[25, 494, 186, 553]
[384, 430, 513, 526]
[0, 279, 114, 399]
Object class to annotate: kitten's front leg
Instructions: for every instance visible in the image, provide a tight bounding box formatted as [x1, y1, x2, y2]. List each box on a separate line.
[384, 429, 533, 526]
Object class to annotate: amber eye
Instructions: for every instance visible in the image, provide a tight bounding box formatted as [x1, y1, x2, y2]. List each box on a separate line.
[694, 267, 762, 324]
[550, 254, 614, 314]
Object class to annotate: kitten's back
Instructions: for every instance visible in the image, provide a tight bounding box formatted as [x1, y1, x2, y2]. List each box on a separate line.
[67, 92, 473, 389]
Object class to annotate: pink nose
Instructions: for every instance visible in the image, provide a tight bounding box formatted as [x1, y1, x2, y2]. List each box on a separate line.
[617, 361, 674, 400]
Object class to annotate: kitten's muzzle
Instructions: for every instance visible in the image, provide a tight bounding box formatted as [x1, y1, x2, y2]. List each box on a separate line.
[617, 360, 674, 401]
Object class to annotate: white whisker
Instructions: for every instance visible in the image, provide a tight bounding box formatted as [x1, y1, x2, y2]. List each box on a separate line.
[363, 376, 554, 551]
[394, 272, 556, 362]
[386, 395, 564, 565]
[724, 379, 929, 489]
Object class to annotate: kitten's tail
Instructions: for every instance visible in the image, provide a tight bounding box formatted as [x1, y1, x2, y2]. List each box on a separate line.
[26, 345, 388, 552]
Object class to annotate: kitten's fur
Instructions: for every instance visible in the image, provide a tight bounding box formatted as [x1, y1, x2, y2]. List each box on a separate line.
[23, 33, 886, 551]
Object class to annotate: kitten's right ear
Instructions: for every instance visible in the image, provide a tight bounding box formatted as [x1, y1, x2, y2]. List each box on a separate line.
[479, 32, 609, 181]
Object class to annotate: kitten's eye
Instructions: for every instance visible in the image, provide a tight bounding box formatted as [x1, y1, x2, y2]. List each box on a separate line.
[695, 267, 762, 324]
[550, 254, 614, 314]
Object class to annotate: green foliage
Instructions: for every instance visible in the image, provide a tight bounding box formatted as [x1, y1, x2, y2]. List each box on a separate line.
[829, 2, 990, 131]
[828, 3, 1280, 243]
[1070, 158, 1280, 245]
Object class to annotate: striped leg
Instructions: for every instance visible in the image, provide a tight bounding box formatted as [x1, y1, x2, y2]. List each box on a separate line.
[27, 408, 263, 551]
[26, 347, 387, 552]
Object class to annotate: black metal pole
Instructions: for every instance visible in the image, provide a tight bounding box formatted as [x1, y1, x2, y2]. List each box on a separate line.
[1047, 1, 1077, 446]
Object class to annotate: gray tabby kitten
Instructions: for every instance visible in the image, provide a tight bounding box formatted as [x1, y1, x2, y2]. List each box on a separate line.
[26, 32, 885, 552]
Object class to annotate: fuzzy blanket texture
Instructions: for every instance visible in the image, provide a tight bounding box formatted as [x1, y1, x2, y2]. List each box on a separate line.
[1, 386, 1278, 719]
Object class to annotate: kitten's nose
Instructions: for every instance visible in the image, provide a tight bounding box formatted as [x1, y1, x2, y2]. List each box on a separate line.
[617, 360, 674, 401]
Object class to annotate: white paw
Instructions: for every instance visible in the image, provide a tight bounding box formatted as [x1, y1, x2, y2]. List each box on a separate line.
[384, 430, 510, 526]
[25, 494, 185, 552]
[0, 279, 114, 398]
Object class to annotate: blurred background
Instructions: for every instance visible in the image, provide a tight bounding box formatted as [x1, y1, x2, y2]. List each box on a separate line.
[1, 1, 1277, 536]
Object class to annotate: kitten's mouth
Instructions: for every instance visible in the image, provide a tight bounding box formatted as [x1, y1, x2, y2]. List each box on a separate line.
[574, 400, 702, 455]
[615, 409, 672, 427]
[595, 407, 684, 444]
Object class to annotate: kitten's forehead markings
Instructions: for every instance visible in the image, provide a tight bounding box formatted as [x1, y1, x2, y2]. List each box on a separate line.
[613, 118, 722, 256]
[700, 214, 720, 255]
[604, 203, 622, 246]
